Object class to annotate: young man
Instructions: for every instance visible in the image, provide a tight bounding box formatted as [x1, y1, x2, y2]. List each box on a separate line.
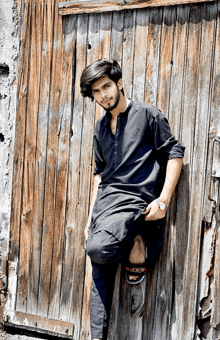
[80, 59, 185, 340]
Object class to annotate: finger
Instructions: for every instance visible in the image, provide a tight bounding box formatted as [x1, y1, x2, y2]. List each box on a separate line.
[142, 204, 152, 215]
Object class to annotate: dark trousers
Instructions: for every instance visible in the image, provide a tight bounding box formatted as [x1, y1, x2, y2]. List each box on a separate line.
[87, 216, 163, 340]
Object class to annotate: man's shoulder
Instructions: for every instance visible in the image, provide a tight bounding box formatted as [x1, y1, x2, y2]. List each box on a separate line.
[132, 100, 163, 119]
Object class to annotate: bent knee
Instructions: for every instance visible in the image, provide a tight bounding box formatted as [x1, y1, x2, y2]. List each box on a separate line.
[87, 230, 121, 265]
[87, 240, 109, 264]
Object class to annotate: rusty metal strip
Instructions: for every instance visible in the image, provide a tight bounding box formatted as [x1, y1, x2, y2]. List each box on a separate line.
[4, 311, 74, 338]
[58, 0, 220, 16]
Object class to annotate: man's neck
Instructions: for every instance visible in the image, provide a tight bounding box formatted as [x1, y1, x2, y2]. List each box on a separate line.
[110, 96, 130, 118]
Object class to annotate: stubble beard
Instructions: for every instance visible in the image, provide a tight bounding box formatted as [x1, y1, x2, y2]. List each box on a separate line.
[100, 88, 120, 111]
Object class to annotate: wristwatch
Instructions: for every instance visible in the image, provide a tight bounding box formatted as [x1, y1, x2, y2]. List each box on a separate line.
[155, 198, 166, 211]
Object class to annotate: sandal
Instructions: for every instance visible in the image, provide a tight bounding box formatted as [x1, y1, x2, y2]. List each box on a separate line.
[125, 262, 147, 285]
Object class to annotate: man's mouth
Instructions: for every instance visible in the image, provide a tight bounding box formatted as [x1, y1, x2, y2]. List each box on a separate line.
[102, 98, 112, 104]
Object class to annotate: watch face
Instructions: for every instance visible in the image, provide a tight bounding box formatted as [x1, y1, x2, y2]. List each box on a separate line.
[160, 203, 166, 210]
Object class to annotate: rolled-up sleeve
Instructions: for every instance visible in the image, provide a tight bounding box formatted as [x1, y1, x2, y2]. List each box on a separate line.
[93, 128, 106, 176]
[150, 108, 185, 160]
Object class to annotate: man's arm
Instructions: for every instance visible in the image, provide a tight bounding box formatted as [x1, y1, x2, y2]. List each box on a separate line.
[143, 157, 183, 221]
[84, 174, 101, 241]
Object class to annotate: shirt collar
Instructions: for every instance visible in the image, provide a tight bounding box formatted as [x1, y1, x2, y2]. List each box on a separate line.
[104, 99, 133, 128]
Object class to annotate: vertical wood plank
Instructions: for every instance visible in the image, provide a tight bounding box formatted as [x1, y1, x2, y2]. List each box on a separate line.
[180, 4, 216, 339]
[109, 11, 124, 62]
[37, 0, 63, 318]
[63, 14, 88, 338]
[16, 0, 43, 313]
[157, 6, 176, 117]
[132, 8, 149, 102]
[45, 0, 68, 320]
[27, 0, 54, 315]
[57, 13, 78, 322]
[121, 9, 136, 99]
[9, 1, 31, 264]
[168, 5, 189, 136]
[171, 5, 202, 337]
[168, 7, 190, 338]
[210, 2, 220, 328]
[144, 7, 163, 106]
[142, 264, 160, 340]
[147, 7, 176, 340]
[47, 12, 77, 321]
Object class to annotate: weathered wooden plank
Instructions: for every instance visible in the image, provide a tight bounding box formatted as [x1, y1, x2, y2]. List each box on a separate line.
[37, 0, 63, 318]
[16, 0, 44, 313]
[9, 1, 31, 264]
[157, 6, 176, 117]
[62, 14, 88, 336]
[142, 264, 160, 340]
[107, 264, 122, 340]
[109, 11, 124, 62]
[4, 311, 74, 338]
[57, 13, 78, 322]
[46, 12, 76, 320]
[59, 0, 220, 16]
[180, 4, 201, 166]
[132, 8, 149, 102]
[196, 5, 219, 332]
[144, 7, 163, 105]
[122, 9, 136, 99]
[210, 3, 220, 326]
[152, 223, 173, 339]
[203, 4, 220, 223]
[211, 179, 220, 328]
[168, 5, 189, 136]
[166, 8, 190, 338]
[16, 161, 35, 312]
[180, 3, 216, 339]
[44, 0, 66, 321]
[27, 0, 54, 315]
[170, 8, 202, 335]
[150, 10, 177, 336]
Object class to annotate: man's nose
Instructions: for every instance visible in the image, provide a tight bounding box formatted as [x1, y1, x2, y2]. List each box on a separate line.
[100, 90, 107, 99]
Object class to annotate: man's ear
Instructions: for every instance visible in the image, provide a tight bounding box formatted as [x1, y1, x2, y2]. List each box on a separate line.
[117, 78, 123, 90]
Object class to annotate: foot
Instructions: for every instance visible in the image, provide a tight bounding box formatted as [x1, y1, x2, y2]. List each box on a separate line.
[128, 234, 146, 281]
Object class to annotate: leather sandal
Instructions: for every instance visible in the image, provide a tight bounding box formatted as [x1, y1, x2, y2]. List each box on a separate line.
[125, 261, 147, 285]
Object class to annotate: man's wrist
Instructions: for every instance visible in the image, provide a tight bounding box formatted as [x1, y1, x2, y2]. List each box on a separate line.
[155, 198, 166, 211]
[157, 196, 171, 210]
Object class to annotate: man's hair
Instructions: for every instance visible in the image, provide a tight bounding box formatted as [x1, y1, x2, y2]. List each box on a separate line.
[80, 59, 123, 100]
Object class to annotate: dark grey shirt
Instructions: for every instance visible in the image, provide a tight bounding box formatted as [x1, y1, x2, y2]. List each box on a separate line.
[91, 100, 185, 240]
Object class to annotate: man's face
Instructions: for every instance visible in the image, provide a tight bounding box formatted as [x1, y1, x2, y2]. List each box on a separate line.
[91, 75, 123, 111]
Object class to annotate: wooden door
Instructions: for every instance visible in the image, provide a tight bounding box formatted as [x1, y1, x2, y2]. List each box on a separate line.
[5, 1, 220, 339]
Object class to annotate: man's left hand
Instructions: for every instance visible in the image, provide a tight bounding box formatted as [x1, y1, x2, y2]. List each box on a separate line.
[142, 200, 167, 221]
